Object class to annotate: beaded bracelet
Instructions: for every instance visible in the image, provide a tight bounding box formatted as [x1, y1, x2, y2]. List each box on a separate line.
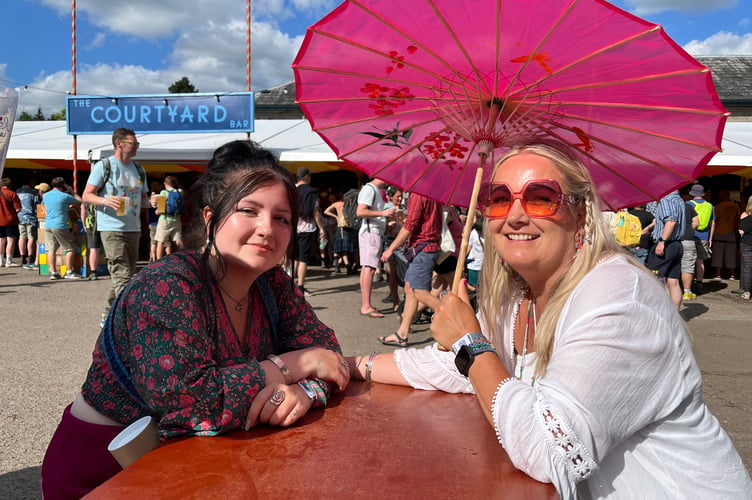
[267, 354, 293, 385]
[365, 351, 378, 382]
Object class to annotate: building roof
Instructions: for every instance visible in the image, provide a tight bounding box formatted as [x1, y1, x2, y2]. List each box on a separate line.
[697, 56, 752, 103]
[254, 81, 297, 108]
[256, 56, 752, 111]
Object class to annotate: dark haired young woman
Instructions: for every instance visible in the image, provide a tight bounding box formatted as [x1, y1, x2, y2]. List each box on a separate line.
[42, 141, 350, 498]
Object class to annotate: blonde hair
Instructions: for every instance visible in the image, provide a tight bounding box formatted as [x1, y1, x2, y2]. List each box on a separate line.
[745, 195, 752, 215]
[477, 140, 627, 378]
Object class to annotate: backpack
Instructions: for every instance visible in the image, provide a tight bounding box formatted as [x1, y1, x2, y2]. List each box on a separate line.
[83, 203, 97, 232]
[613, 210, 642, 247]
[689, 200, 712, 231]
[342, 187, 364, 231]
[97, 157, 147, 197]
[165, 189, 183, 216]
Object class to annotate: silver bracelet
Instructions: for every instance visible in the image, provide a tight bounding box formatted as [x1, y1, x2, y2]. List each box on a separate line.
[267, 354, 293, 385]
[365, 351, 377, 382]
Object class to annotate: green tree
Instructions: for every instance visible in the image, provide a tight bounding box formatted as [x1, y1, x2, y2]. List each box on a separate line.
[168, 77, 198, 94]
[18, 111, 33, 121]
[33, 107, 45, 121]
[50, 109, 66, 121]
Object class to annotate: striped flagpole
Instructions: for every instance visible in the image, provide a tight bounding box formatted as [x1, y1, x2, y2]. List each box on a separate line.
[246, 0, 251, 140]
[71, 0, 78, 191]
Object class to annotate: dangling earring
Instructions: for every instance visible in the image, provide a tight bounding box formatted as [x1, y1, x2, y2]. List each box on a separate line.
[574, 230, 584, 250]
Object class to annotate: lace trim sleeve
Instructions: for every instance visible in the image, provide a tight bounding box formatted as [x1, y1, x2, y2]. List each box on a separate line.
[491, 377, 518, 447]
[534, 392, 597, 483]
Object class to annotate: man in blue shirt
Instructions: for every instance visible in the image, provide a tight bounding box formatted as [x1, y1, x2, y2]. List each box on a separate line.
[82, 128, 149, 325]
[42, 177, 82, 279]
[647, 190, 685, 310]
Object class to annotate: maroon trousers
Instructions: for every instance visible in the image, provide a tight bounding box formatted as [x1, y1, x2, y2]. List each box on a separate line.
[41, 404, 123, 499]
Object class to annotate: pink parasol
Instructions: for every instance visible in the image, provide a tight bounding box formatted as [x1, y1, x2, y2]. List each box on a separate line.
[293, 0, 727, 290]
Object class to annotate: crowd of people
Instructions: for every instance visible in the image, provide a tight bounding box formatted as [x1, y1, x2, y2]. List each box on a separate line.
[2, 131, 751, 498]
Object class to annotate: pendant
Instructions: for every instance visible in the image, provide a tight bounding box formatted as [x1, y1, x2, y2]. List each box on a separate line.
[235, 304, 243, 311]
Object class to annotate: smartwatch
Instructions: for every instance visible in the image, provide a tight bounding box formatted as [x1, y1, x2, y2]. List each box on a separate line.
[454, 341, 496, 377]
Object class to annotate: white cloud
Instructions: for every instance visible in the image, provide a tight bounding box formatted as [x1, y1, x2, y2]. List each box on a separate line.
[19, 0, 314, 116]
[86, 33, 107, 51]
[625, 0, 738, 15]
[683, 31, 752, 55]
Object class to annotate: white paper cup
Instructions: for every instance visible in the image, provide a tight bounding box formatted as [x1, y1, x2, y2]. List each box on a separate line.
[107, 416, 160, 468]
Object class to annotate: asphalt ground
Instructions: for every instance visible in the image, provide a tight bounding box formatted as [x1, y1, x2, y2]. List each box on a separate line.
[0, 263, 749, 499]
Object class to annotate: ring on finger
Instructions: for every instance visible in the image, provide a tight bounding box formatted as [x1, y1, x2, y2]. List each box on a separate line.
[440, 290, 450, 298]
[270, 390, 285, 406]
[341, 359, 349, 370]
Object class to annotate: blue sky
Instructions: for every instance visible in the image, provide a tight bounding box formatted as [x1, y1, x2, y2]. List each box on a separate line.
[1, 0, 750, 117]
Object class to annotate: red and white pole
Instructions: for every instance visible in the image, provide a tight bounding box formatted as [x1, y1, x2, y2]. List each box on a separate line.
[71, 0, 78, 191]
[246, 0, 251, 140]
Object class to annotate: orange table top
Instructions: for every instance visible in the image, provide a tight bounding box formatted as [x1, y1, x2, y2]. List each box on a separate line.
[87, 382, 557, 499]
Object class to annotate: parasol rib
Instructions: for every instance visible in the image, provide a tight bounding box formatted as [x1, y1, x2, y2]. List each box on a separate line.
[520, 68, 716, 101]
[545, 110, 723, 150]
[495, 0, 579, 121]
[550, 100, 726, 116]
[526, 25, 667, 90]
[540, 123, 698, 199]
[333, 0, 493, 96]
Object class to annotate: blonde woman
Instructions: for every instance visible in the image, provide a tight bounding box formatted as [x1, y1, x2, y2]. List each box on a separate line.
[347, 140, 751, 499]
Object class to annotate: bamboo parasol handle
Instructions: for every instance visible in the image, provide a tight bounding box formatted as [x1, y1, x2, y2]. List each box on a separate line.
[451, 145, 490, 293]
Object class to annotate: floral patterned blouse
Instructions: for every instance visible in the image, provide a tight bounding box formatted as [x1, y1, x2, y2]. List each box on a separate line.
[81, 250, 342, 439]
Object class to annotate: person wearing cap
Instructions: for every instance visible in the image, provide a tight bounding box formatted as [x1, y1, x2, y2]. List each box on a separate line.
[294, 167, 325, 295]
[42, 177, 83, 279]
[686, 183, 714, 292]
[24, 182, 52, 270]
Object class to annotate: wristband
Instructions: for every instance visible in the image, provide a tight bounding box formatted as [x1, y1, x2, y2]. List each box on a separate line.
[267, 354, 293, 384]
[297, 380, 316, 401]
[452, 332, 488, 355]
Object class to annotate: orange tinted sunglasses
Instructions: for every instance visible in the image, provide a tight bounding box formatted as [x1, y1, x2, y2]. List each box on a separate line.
[478, 179, 576, 219]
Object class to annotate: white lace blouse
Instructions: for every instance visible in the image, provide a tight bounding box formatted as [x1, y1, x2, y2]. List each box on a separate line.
[394, 255, 751, 499]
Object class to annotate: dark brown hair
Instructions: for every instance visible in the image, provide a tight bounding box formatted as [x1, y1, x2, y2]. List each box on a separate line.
[186, 140, 299, 279]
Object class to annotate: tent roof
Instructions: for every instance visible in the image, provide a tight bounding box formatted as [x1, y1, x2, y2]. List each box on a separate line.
[4, 119, 346, 174]
[4, 119, 752, 177]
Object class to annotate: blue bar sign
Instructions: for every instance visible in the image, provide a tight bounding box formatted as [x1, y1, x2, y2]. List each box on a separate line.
[66, 92, 254, 134]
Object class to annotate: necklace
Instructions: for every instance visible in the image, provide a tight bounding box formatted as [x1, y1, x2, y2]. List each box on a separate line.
[516, 292, 537, 381]
[218, 284, 250, 312]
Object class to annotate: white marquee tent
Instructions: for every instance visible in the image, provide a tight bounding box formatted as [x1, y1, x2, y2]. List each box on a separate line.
[4, 119, 345, 175]
[4, 119, 752, 178]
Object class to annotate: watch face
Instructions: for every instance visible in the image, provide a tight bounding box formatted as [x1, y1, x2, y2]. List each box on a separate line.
[454, 344, 473, 377]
